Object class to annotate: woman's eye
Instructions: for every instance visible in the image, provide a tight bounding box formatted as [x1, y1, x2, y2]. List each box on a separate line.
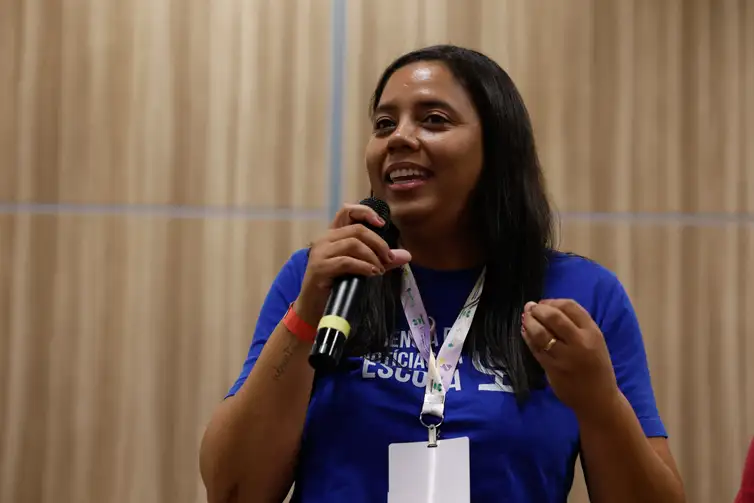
[424, 114, 449, 125]
[374, 118, 395, 131]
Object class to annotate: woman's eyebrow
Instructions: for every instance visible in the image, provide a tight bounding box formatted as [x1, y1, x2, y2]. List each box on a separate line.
[373, 98, 459, 117]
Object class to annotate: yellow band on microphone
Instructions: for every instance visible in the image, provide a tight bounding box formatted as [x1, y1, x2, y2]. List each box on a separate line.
[317, 315, 352, 338]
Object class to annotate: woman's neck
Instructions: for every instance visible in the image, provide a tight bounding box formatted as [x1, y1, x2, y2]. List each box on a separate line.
[398, 225, 483, 271]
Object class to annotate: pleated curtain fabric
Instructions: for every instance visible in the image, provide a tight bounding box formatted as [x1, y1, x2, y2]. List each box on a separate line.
[0, 1, 752, 503]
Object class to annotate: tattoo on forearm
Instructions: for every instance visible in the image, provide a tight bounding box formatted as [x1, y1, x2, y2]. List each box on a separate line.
[273, 340, 296, 380]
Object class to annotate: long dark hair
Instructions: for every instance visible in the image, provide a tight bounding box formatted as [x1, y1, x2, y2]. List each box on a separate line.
[344, 45, 555, 402]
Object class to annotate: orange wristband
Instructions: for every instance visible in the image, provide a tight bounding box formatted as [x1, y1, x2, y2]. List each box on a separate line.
[282, 302, 317, 343]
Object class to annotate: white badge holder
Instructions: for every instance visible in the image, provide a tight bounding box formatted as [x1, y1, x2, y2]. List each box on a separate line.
[388, 435, 470, 503]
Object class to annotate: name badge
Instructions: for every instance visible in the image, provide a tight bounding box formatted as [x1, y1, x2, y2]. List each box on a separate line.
[387, 436, 470, 503]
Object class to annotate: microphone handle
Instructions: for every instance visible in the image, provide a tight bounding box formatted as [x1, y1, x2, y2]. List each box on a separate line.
[308, 274, 363, 371]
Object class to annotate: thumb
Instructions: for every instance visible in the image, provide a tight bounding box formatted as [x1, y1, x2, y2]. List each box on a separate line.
[385, 249, 412, 270]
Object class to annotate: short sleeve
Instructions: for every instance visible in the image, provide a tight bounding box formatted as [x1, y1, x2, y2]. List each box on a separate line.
[225, 248, 309, 398]
[594, 273, 668, 438]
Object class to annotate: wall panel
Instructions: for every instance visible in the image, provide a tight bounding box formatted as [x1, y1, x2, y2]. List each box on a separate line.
[0, 214, 326, 503]
[0, 0, 332, 208]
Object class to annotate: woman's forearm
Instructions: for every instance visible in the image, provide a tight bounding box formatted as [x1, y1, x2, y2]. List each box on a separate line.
[199, 313, 315, 503]
[577, 390, 685, 503]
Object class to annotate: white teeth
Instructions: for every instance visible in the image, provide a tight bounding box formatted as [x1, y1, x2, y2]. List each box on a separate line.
[389, 168, 427, 182]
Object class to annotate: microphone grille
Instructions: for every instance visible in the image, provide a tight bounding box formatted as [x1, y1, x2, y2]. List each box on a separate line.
[359, 197, 391, 224]
[359, 197, 396, 245]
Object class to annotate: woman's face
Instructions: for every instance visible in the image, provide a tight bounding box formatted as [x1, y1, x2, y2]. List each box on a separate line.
[365, 61, 484, 231]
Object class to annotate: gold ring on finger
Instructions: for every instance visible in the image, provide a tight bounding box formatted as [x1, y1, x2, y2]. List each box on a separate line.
[543, 337, 557, 352]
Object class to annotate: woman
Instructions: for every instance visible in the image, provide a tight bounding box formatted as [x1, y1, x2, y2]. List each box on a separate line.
[200, 45, 685, 502]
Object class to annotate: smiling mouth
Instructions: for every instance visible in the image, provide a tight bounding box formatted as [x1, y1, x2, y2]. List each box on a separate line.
[385, 167, 432, 185]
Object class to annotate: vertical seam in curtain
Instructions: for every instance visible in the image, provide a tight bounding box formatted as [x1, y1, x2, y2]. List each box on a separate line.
[328, 0, 346, 219]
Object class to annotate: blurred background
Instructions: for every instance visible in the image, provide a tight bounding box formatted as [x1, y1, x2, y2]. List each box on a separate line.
[0, 0, 752, 502]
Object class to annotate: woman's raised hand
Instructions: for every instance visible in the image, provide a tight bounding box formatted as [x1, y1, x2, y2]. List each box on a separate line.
[294, 203, 412, 325]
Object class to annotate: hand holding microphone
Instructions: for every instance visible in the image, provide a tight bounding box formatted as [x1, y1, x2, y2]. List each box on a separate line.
[293, 198, 411, 370]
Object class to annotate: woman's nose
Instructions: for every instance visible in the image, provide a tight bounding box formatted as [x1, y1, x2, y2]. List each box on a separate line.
[387, 121, 420, 152]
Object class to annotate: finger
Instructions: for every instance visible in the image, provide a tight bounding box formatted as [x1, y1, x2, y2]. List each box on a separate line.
[325, 237, 384, 272]
[538, 299, 595, 329]
[385, 249, 411, 270]
[522, 312, 562, 359]
[331, 203, 385, 230]
[530, 304, 580, 344]
[329, 224, 393, 265]
[323, 255, 383, 278]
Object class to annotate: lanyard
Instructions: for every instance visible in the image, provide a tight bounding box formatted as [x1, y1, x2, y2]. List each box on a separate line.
[400, 264, 485, 446]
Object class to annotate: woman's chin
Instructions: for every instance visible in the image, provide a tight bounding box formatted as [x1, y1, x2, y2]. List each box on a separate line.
[387, 198, 436, 227]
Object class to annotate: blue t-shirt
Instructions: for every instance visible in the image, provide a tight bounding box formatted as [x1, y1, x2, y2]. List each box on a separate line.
[227, 249, 667, 502]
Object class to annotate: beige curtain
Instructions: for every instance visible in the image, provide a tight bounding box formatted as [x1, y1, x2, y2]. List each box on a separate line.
[0, 1, 332, 502]
[0, 1, 752, 503]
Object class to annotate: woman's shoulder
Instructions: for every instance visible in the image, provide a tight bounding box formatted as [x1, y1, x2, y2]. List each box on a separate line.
[268, 247, 310, 293]
[287, 247, 311, 269]
[544, 250, 630, 321]
[545, 250, 620, 288]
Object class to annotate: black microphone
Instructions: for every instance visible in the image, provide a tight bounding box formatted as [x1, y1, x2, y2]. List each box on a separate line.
[308, 197, 393, 371]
